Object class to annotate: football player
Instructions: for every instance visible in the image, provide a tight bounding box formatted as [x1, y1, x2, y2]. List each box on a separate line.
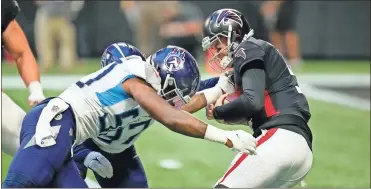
[2, 45, 257, 188]
[182, 8, 313, 188]
[72, 43, 237, 188]
[2, 0, 45, 156]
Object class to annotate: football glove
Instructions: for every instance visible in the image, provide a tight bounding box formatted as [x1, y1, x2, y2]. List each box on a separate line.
[225, 130, 257, 155]
[84, 151, 113, 178]
[215, 70, 235, 94]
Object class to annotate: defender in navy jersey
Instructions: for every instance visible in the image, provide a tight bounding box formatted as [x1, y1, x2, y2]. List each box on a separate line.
[3, 44, 257, 188]
[183, 8, 313, 188]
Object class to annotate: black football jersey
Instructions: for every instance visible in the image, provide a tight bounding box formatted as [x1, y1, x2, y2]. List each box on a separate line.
[233, 37, 312, 148]
[2, 0, 19, 35]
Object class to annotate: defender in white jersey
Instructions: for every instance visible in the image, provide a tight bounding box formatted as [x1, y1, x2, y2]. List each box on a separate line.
[72, 43, 240, 188]
[3, 44, 257, 188]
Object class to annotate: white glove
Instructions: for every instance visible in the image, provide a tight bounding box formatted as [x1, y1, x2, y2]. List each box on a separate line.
[216, 71, 235, 94]
[28, 81, 45, 107]
[225, 130, 257, 155]
[84, 151, 113, 178]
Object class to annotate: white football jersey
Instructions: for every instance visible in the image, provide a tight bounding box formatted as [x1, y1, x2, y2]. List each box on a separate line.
[59, 57, 160, 153]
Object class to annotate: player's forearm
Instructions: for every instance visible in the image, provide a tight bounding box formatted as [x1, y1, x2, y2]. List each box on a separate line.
[166, 110, 232, 147]
[15, 51, 41, 87]
[180, 93, 207, 113]
[165, 110, 207, 138]
[181, 84, 225, 113]
[214, 68, 265, 120]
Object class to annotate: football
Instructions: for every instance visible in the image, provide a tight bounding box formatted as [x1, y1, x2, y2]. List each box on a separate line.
[216, 90, 251, 125]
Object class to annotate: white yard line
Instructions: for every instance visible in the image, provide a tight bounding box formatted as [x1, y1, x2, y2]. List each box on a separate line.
[296, 74, 370, 111]
[299, 84, 370, 111]
[297, 74, 370, 87]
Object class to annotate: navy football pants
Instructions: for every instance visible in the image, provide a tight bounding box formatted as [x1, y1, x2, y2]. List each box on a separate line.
[2, 98, 87, 188]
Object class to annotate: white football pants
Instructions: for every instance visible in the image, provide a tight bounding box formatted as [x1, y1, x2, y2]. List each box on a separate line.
[1, 92, 25, 156]
[216, 128, 313, 188]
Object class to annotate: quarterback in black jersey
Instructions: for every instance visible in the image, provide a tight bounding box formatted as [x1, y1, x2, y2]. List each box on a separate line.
[2, 0, 45, 155]
[201, 9, 313, 188]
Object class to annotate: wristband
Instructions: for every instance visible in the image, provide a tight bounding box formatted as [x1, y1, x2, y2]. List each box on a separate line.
[28, 81, 43, 95]
[204, 124, 227, 144]
[201, 87, 224, 105]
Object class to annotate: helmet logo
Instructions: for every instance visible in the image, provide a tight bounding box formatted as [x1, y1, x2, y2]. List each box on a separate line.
[216, 9, 243, 27]
[165, 48, 186, 71]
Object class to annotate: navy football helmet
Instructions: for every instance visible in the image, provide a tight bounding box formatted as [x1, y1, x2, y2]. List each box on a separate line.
[202, 9, 254, 72]
[147, 45, 201, 109]
[101, 42, 145, 68]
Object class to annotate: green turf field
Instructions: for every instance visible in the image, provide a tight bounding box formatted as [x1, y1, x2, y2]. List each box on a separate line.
[1, 60, 370, 187]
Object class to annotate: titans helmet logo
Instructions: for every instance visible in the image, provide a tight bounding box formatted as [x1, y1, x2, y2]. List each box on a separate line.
[216, 9, 243, 27]
[165, 47, 186, 71]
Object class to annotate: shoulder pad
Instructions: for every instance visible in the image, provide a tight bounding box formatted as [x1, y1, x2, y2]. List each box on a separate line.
[123, 58, 161, 92]
[233, 41, 265, 73]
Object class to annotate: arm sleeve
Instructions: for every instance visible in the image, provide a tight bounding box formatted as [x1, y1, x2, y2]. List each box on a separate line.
[198, 77, 219, 91]
[72, 145, 91, 179]
[72, 144, 92, 164]
[213, 62, 266, 121]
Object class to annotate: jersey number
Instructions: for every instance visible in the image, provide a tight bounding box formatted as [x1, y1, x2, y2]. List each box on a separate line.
[97, 108, 151, 144]
[76, 63, 118, 88]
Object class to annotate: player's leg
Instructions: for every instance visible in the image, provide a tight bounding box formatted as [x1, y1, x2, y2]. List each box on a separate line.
[51, 160, 88, 188]
[58, 17, 77, 70]
[1, 92, 25, 156]
[214, 128, 312, 188]
[2, 100, 77, 187]
[277, 1, 301, 66]
[95, 146, 148, 188]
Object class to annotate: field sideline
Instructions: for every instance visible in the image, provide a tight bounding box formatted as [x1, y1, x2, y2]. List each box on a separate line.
[1, 60, 370, 188]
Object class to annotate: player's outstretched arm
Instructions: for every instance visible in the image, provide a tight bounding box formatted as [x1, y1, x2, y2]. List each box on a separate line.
[3, 20, 45, 106]
[122, 77, 257, 154]
[180, 77, 221, 113]
[123, 77, 210, 139]
[181, 72, 235, 114]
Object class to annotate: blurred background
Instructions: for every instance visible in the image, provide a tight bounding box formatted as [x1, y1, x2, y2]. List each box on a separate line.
[2, 0, 370, 188]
